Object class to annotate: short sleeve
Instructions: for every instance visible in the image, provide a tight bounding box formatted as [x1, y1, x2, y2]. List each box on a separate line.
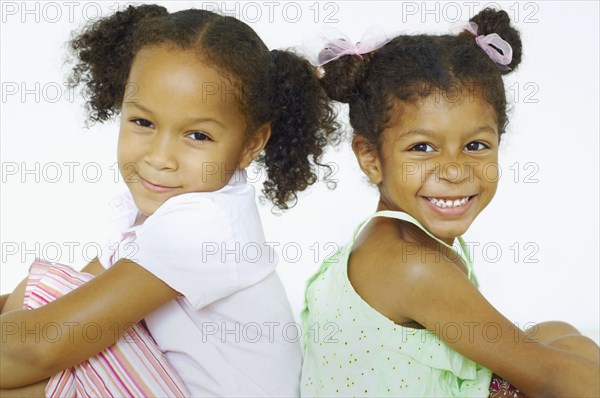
[98, 191, 141, 269]
[125, 193, 238, 310]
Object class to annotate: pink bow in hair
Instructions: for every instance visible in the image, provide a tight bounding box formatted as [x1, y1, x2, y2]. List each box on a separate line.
[303, 26, 391, 67]
[465, 21, 513, 71]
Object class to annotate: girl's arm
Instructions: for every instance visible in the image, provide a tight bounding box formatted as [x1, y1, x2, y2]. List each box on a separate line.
[0, 283, 49, 396]
[0, 258, 179, 388]
[0, 295, 8, 313]
[385, 246, 599, 397]
[0, 378, 47, 397]
[0, 258, 105, 316]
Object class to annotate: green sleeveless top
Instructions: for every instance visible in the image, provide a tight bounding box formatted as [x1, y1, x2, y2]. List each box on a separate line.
[300, 211, 492, 397]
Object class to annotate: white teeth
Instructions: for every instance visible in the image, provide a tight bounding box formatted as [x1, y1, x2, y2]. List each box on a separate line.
[427, 196, 470, 209]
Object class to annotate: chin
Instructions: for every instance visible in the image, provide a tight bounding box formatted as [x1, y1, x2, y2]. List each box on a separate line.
[131, 197, 160, 217]
[427, 222, 471, 244]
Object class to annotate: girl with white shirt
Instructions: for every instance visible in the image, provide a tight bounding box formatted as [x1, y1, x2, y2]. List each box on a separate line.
[0, 4, 338, 397]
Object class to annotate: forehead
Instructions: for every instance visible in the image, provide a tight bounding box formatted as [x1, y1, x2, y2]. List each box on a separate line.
[386, 90, 498, 136]
[126, 45, 241, 116]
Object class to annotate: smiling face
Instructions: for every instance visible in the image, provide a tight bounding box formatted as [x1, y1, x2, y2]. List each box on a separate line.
[117, 45, 269, 216]
[354, 91, 500, 244]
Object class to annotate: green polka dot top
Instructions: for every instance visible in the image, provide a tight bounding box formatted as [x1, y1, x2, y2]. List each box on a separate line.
[300, 211, 493, 397]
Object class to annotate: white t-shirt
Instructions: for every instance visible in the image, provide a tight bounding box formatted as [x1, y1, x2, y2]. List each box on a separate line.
[99, 170, 302, 397]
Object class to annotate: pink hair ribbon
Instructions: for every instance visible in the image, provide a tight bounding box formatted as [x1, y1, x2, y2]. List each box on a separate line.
[465, 21, 513, 71]
[303, 26, 391, 67]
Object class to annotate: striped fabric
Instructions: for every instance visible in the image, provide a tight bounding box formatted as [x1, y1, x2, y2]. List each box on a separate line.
[23, 258, 190, 398]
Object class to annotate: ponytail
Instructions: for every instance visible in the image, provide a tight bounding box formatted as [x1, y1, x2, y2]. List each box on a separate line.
[257, 50, 339, 210]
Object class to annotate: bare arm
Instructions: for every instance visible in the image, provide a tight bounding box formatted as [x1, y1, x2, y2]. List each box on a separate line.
[0, 258, 111, 393]
[0, 258, 179, 388]
[1, 258, 105, 315]
[0, 379, 47, 397]
[0, 295, 9, 313]
[388, 247, 599, 397]
[1, 281, 26, 316]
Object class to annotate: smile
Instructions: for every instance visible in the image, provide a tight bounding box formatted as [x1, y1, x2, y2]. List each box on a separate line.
[425, 196, 472, 209]
[139, 175, 180, 193]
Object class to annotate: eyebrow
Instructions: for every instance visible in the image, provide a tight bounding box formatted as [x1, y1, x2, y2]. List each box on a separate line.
[398, 126, 497, 139]
[124, 101, 227, 128]
[122, 101, 152, 114]
[399, 129, 436, 139]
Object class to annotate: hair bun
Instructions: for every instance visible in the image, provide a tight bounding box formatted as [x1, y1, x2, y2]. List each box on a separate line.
[469, 8, 522, 73]
[320, 51, 371, 104]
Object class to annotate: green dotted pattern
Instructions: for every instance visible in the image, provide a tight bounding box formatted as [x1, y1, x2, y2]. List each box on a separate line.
[300, 211, 493, 397]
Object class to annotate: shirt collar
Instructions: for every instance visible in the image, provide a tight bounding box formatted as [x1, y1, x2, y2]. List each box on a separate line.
[107, 168, 248, 235]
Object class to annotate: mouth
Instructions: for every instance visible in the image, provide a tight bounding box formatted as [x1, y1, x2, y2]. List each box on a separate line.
[422, 195, 477, 216]
[138, 175, 180, 193]
[424, 196, 474, 209]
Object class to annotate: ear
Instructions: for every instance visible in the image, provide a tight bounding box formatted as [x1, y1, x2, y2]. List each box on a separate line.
[352, 134, 383, 185]
[240, 123, 272, 169]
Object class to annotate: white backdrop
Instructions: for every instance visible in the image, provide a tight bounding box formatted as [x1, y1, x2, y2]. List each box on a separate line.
[1, 1, 598, 343]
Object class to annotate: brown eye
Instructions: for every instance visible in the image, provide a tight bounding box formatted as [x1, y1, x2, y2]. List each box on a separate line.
[409, 143, 433, 152]
[187, 132, 211, 141]
[132, 118, 153, 128]
[465, 141, 488, 151]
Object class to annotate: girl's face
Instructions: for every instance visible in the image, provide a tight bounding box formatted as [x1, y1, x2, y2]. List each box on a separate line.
[354, 91, 500, 244]
[117, 45, 269, 216]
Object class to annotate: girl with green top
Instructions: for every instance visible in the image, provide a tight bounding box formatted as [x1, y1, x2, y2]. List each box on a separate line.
[301, 8, 599, 397]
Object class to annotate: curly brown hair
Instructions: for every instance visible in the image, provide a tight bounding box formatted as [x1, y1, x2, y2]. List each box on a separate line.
[68, 4, 339, 210]
[319, 8, 523, 148]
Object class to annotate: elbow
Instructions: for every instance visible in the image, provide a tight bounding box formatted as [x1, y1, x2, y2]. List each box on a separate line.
[525, 359, 564, 397]
[0, 341, 47, 388]
[529, 384, 560, 398]
[533, 354, 600, 398]
[0, 318, 61, 388]
[517, 377, 555, 398]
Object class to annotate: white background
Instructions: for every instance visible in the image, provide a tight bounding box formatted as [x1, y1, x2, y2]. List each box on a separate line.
[1, 1, 598, 343]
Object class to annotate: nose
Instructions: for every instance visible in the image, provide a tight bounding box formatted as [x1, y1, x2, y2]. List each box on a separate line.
[143, 131, 178, 171]
[437, 152, 472, 184]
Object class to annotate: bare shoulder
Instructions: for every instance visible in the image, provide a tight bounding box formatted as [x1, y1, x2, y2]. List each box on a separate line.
[348, 217, 469, 326]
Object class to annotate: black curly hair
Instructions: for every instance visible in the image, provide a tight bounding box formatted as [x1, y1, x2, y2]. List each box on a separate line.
[68, 4, 339, 210]
[319, 8, 522, 149]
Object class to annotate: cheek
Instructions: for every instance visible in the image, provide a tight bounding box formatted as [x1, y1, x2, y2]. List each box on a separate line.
[380, 166, 409, 201]
[481, 162, 499, 183]
[116, 135, 127, 162]
[116, 134, 127, 167]
[475, 152, 500, 188]
[117, 140, 132, 164]
[117, 131, 143, 174]
[474, 162, 499, 205]
[221, 139, 249, 168]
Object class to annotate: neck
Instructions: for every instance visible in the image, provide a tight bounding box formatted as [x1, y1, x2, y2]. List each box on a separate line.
[375, 198, 457, 246]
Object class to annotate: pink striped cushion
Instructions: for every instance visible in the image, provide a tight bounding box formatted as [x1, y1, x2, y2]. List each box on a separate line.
[23, 258, 190, 398]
